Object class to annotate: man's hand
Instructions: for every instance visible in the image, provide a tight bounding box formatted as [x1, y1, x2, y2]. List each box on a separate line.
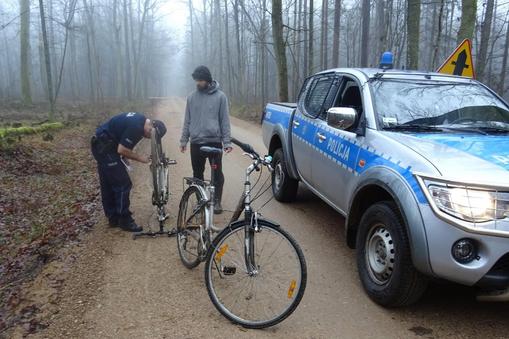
[118, 144, 150, 164]
[180, 145, 187, 153]
[224, 147, 233, 154]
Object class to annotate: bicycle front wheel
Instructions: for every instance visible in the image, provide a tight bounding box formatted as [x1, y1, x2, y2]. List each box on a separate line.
[150, 133, 162, 203]
[205, 219, 307, 328]
[177, 185, 207, 269]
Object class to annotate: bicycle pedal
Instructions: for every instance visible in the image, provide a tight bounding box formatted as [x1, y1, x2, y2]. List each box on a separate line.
[221, 266, 236, 276]
[167, 159, 177, 165]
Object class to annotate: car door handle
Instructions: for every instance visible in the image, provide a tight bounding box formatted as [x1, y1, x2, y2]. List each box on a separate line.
[317, 132, 327, 142]
[293, 120, 300, 128]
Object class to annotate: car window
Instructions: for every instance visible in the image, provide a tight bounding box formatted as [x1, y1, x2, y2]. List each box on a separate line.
[334, 78, 363, 112]
[304, 76, 335, 118]
[323, 76, 364, 131]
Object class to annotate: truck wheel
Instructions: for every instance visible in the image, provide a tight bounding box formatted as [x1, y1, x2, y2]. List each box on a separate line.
[271, 148, 298, 202]
[356, 201, 428, 307]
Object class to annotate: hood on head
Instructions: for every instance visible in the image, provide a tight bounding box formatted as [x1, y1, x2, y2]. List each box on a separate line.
[207, 80, 220, 94]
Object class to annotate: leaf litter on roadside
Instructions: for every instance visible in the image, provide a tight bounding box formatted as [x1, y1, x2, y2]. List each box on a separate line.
[0, 123, 100, 335]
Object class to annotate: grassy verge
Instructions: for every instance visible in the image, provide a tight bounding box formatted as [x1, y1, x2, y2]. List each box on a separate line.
[0, 122, 64, 139]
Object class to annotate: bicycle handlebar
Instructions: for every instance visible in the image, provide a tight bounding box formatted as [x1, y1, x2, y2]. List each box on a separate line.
[231, 137, 259, 158]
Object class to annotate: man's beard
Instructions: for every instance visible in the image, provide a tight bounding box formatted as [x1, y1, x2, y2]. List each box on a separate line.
[196, 83, 209, 91]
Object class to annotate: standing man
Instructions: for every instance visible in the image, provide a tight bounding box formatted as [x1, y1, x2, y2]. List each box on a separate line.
[91, 112, 167, 232]
[180, 66, 232, 214]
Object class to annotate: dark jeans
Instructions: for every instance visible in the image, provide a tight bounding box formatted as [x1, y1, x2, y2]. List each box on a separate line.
[190, 142, 224, 198]
[91, 137, 132, 221]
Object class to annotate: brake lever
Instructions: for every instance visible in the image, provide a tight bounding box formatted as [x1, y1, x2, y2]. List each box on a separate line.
[243, 152, 256, 160]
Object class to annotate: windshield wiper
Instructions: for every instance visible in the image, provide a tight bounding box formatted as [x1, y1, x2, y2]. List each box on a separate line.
[382, 124, 445, 132]
[440, 124, 509, 135]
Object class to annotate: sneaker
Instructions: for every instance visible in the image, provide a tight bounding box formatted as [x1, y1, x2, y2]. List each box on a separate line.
[214, 202, 223, 215]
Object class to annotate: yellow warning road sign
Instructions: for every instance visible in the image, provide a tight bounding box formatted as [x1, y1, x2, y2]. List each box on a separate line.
[437, 39, 475, 78]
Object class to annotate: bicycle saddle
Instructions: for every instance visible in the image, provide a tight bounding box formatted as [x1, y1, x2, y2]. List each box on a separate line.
[200, 146, 223, 155]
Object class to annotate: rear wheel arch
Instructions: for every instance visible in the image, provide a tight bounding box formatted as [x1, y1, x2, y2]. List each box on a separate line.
[268, 134, 283, 156]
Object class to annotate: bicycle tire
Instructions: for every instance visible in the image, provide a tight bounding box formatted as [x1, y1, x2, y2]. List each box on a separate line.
[204, 219, 307, 329]
[177, 185, 207, 269]
[150, 131, 162, 203]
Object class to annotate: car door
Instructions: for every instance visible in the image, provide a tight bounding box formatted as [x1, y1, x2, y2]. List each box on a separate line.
[291, 74, 336, 184]
[311, 76, 363, 212]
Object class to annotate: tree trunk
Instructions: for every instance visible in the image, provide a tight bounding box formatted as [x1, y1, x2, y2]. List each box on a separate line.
[320, 0, 329, 69]
[20, 0, 31, 104]
[406, 0, 420, 69]
[38, 0, 55, 119]
[360, 0, 370, 66]
[498, 18, 509, 94]
[123, 0, 133, 100]
[375, 0, 386, 60]
[431, 0, 445, 69]
[308, 0, 314, 74]
[457, 0, 477, 44]
[332, 0, 341, 67]
[476, 0, 494, 80]
[272, 0, 289, 102]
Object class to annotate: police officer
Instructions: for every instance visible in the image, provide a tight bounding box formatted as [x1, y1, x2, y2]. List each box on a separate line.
[91, 112, 166, 232]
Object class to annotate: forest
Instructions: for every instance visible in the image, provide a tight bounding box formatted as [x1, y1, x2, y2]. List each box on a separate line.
[0, 0, 508, 116]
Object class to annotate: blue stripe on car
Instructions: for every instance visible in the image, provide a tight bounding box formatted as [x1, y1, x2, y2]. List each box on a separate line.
[265, 105, 428, 204]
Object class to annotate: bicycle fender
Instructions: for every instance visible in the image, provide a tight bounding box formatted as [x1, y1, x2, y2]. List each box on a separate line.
[228, 217, 280, 229]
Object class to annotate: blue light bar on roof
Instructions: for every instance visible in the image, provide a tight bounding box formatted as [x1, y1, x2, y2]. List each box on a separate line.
[380, 52, 393, 70]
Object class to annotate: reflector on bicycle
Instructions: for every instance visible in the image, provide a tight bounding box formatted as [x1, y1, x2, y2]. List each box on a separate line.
[215, 244, 229, 261]
[288, 279, 297, 299]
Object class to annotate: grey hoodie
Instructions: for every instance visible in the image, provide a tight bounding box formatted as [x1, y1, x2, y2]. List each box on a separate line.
[180, 80, 231, 148]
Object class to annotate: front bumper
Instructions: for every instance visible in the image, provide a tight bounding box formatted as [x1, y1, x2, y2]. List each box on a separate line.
[420, 204, 509, 288]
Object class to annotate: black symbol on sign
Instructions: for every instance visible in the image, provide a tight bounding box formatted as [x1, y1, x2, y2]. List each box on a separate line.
[451, 50, 469, 76]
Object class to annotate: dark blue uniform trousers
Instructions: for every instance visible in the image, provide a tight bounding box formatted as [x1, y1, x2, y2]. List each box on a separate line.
[91, 142, 132, 220]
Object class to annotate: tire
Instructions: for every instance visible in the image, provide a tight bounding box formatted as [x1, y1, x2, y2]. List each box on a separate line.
[150, 136, 162, 204]
[205, 220, 307, 329]
[176, 185, 207, 269]
[356, 201, 428, 307]
[271, 148, 298, 202]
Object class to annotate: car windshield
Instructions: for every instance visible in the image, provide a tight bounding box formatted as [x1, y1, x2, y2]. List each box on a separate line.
[371, 79, 509, 132]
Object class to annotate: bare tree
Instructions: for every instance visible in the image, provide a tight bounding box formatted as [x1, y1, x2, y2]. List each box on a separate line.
[272, 0, 289, 101]
[477, 0, 495, 80]
[360, 0, 370, 66]
[331, 0, 341, 67]
[457, 0, 477, 44]
[406, 0, 421, 69]
[38, 0, 55, 119]
[20, 0, 31, 104]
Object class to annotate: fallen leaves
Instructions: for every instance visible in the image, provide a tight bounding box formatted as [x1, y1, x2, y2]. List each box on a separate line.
[0, 122, 100, 335]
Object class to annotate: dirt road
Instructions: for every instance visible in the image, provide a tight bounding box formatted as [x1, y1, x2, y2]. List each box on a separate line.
[32, 98, 508, 339]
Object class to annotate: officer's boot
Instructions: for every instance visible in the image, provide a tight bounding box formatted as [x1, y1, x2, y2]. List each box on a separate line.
[108, 215, 119, 227]
[214, 186, 223, 215]
[119, 215, 143, 232]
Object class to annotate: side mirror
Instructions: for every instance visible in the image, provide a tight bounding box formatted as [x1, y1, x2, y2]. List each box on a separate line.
[326, 107, 357, 130]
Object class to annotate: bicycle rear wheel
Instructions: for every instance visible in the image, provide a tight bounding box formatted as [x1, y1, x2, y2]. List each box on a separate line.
[177, 185, 207, 269]
[205, 219, 307, 328]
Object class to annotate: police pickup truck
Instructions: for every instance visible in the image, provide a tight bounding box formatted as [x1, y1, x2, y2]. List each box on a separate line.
[262, 66, 509, 306]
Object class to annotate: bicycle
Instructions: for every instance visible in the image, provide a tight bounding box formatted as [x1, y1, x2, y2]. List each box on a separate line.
[176, 138, 307, 328]
[133, 123, 177, 238]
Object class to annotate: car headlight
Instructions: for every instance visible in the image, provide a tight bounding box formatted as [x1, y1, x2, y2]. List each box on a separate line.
[428, 185, 509, 223]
